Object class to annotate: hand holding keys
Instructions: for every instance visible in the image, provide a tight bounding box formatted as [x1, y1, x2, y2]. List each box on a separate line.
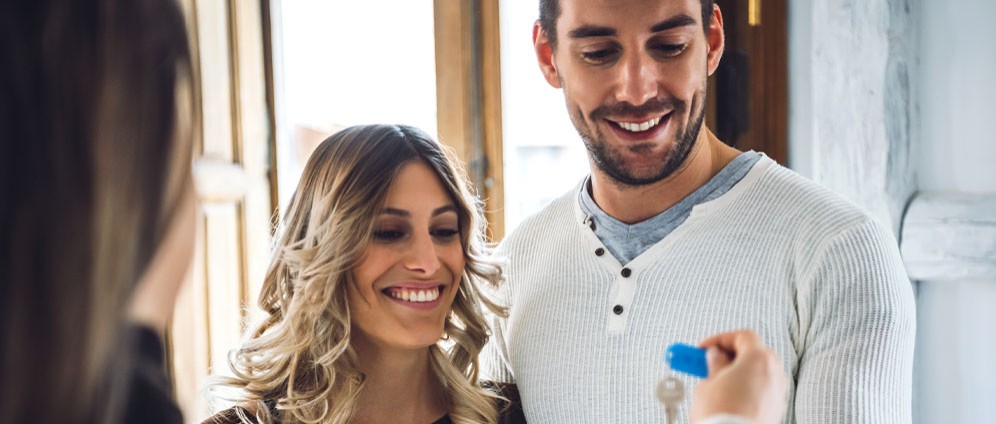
[658, 343, 707, 423]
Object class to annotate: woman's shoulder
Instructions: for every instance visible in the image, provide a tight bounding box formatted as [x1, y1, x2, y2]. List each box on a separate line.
[201, 407, 247, 424]
[482, 381, 527, 424]
[201, 405, 275, 424]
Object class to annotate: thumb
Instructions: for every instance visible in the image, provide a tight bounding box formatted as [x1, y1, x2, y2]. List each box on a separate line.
[706, 347, 733, 375]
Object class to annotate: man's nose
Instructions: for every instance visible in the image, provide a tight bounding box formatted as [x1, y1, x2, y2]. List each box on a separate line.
[615, 53, 660, 106]
[403, 232, 442, 275]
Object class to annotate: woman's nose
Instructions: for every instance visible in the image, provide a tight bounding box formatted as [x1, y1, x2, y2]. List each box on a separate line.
[403, 232, 442, 275]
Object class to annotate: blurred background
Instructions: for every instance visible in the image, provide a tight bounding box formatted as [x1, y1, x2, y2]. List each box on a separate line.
[169, 0, 995, 422]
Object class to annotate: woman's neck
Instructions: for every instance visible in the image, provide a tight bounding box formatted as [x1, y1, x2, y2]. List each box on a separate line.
[351, 343, 448, 424]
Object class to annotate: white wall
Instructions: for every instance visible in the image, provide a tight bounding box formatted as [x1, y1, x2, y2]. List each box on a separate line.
[918, 0, 996, 193]
[789, 0, 918, 235]
[915, 0, 996, 423]
[788, 0, 813, 179]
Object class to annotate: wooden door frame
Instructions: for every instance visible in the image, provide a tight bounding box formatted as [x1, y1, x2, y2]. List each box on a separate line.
[169, 0, 278, 420]
[709, 0, 788, 164]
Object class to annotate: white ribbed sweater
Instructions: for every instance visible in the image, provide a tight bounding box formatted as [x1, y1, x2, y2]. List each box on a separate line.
[482, 157, 916, 423]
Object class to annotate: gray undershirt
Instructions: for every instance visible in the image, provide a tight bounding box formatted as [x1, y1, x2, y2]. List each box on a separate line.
[579, 151, 761, 264]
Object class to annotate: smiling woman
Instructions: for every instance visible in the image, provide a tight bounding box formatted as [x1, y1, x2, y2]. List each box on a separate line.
[204, 125, 521, 424]
[350, 161, 466, 354]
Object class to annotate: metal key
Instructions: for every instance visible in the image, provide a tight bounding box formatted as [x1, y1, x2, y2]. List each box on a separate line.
[657, 377, 685, 424]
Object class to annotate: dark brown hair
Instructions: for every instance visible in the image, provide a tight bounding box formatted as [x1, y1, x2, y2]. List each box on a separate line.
[0, 0, 192, 422]
[539, 0, 715, 47]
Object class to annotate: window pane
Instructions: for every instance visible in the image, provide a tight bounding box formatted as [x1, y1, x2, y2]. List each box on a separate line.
[273, 1, 437, 212]
[499, 1, 589, 234]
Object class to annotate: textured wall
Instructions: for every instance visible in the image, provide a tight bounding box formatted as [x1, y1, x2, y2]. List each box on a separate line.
[911, 1, 996, 423]
[918, 0, 996, 192]
[793, 1, 996, 423]
[803, 0, 919, 234]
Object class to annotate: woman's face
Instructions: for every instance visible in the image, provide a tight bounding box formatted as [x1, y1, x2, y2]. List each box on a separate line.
[348, 160, 465, 353]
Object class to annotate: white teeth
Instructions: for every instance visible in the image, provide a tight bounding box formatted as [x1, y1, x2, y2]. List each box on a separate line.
[615, 116, 663, 133]
[387, 287, 440, 303]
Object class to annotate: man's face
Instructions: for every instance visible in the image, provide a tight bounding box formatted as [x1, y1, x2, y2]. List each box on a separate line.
[535, 0, 723, 187]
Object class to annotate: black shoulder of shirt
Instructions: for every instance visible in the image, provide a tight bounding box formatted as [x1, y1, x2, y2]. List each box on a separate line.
[123, 325, 184, 424]
[484, 381, 527, 424]
[201, 382, 526, 424]
[202, 406, 254, 424]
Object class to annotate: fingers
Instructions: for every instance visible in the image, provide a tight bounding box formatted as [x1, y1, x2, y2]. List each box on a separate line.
[690, 330, 790, 424]
[698, 329, 764, 356]
[705, 347, 733, 374]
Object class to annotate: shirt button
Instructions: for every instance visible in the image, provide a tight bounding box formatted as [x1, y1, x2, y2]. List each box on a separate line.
[589, 222, 597, 231]
[621, 268, 632, 277]
[613, 304, 624, 315]
[595, 248, 605, 256]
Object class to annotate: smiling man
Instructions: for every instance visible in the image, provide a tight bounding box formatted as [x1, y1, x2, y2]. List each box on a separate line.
[481, 0, 916, 423]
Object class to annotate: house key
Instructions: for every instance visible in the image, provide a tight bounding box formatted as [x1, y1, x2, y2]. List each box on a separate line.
[657, 376, 685, 424]
[657, 343, 705, 423]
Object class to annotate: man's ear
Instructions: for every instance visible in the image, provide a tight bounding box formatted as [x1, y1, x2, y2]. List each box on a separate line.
[706, 4, 725, 77]
[533, 21, 562, 88]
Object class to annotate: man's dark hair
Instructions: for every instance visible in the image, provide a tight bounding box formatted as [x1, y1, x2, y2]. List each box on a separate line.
[539, 0, 715, 47]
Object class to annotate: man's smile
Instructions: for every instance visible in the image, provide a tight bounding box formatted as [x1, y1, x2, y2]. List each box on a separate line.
[604, 112, 673, 142]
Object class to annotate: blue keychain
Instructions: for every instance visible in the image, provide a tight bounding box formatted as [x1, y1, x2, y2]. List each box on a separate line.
[664, 343, 709, 378]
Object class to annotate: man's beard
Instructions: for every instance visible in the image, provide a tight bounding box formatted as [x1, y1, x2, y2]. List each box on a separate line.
[569, 87, 707, 187]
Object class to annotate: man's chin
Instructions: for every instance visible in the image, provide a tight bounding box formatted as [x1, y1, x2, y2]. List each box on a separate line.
[596, 141, 696, 187]
[599, 163, 674, 187]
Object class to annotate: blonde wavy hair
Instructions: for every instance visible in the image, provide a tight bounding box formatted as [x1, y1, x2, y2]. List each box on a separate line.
[210, 124, 506, 423]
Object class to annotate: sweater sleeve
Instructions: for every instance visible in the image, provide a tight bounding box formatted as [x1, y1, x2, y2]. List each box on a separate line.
[793, 218, 916, 423]
[480, 280, 516, 384]
[480, 316, 515, 383]
[698, 414, 754, 424]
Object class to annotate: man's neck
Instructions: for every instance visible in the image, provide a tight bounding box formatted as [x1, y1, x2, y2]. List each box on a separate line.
[351, 343, 448, 424]
[589, 128, 741, 224]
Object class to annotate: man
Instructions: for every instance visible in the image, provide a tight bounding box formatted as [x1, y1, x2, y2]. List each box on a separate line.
[481, 0, 916, 422]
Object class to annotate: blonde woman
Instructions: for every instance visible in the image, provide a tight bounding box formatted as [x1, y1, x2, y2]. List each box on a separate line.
[206, 125, 524, 424]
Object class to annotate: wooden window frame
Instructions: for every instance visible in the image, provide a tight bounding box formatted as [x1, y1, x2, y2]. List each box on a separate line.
[434, 0, 506, 240]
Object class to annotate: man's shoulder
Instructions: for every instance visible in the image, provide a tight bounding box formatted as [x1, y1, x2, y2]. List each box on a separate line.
[749, 161, 872, 228]
[746, 162, 899, 263]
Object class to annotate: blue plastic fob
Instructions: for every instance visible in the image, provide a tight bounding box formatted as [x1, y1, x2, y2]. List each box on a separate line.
[665, 343, 709, 378]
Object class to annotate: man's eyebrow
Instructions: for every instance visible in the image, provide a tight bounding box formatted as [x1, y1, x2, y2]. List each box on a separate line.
[567, 25, 616, 39]
[566, 14, 697, 40]
[650, 14, 698, 33]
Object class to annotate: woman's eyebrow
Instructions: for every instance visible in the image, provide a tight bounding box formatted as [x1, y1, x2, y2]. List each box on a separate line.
[380, 208, 409, 217]
[432, 205, 458, 217]
[378, 205, 456, 217]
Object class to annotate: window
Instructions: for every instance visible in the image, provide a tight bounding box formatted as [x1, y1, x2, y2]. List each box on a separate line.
[273, 0, 439, 212]
[499, 0, 590, 233]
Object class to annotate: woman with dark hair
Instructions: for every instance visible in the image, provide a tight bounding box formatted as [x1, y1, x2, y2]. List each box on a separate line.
[0, 0, 195, 422]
